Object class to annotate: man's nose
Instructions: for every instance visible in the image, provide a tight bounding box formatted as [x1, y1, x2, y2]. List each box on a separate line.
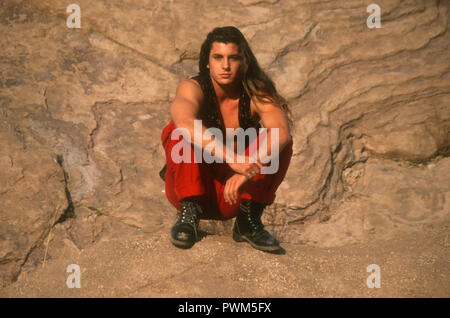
[222, 59, 230, 70]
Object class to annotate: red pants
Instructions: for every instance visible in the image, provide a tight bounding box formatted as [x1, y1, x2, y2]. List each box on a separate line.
[161, 120, 293, 220]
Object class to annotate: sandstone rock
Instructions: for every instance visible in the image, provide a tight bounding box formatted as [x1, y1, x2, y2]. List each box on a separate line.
[284, 156, 450, 247]
[88, 100, 173, 230]
[0, 116, 67, 286]
[0, 0, 449, 288]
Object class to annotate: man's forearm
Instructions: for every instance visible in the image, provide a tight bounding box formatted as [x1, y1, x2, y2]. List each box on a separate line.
[175, 119, 231, 163]
[253, 127, 292, 163]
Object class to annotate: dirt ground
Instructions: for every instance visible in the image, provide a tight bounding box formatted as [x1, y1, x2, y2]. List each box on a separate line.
[1, 220, 449, 298]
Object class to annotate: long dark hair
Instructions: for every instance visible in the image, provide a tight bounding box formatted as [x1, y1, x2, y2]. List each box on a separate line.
[198, 26, 294, 129]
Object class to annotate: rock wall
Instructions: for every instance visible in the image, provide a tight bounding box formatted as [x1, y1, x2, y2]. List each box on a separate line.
[0, 0, 449, 286]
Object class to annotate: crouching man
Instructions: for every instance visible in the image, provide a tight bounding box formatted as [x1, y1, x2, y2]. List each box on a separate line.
[160, 26, 293, 253]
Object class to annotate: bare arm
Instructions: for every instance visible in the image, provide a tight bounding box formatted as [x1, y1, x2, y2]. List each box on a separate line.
[252, 97, 292, 161]
[170, 80, 206, 145]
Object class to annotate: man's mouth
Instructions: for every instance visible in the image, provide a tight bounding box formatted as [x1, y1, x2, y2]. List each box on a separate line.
[220, 74, 232, 78]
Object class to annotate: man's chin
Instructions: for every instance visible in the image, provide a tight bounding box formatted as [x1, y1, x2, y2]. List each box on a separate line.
[215, 77, 236, 86]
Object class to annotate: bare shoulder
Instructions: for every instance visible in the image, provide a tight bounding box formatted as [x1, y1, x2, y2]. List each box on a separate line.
[170, 79, 205, 121]
[250, 92, 290, 132]
[250, 92, 276, 114]
[175, 79, 204, 104]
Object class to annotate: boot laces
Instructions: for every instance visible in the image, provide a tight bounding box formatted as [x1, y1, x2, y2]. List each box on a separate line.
[179, 201, 202, 238]
[242, 200, 264, 233]
[247, 212, 264, 233]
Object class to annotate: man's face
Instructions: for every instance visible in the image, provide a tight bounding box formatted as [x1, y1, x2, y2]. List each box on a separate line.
[207, 42, 243, 86]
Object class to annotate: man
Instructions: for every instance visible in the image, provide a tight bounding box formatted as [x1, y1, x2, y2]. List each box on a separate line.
[160, 26, 293, 253]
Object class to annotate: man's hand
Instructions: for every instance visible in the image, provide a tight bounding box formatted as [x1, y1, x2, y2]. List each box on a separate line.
[228, 157, 262, 179]
[224, 173, 250, 205]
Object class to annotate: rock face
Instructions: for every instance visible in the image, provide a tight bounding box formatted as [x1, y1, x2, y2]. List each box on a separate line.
[0, 0, 449, 287]
[0, 113, 68, 285]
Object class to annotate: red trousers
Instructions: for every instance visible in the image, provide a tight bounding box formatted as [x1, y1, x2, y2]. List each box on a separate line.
[161, 120, 293, 220]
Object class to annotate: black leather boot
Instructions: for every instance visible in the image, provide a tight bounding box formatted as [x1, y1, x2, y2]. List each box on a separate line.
[233, 199, 282, 252]
[170, 200, 203, 249]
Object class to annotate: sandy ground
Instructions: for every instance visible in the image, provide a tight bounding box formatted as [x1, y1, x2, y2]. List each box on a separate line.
[1, 220, 449, 298]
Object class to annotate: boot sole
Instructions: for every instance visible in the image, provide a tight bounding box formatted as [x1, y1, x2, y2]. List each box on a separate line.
[232, 230, 282, 252]
[170, 236, 196, 249]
